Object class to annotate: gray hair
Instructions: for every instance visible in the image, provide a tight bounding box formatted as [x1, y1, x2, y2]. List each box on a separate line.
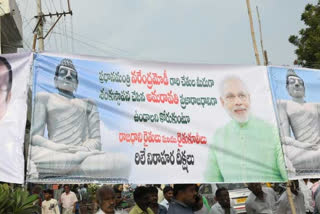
[96, 185, 114, 206]
[219, 75, 249, 96]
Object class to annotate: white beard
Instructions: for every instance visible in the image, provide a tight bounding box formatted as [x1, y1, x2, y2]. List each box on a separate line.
[226, 107, 250, 124]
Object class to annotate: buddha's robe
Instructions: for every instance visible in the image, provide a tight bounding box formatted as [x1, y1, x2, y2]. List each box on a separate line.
[278, 100, 320, 171]
[29, 92, 130, 180]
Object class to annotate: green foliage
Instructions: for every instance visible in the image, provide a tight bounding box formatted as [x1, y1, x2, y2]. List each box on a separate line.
[88, 183, 99, 198]
[289, 0, 320, 68]
[0, 184, 40, 214]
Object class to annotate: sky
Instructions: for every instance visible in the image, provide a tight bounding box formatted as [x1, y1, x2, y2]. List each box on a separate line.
[15, 0, 318, 66]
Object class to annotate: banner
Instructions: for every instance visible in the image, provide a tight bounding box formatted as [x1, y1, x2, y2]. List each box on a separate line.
[27, 52, 287, 183]
[268, 66, 320, 179]
[0, 53, 32, 184]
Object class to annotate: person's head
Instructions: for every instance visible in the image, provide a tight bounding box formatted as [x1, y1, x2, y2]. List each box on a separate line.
[248, 183, 263, 197]
[286, 69, 305, 99]
[220, 76, 251, 124]
[289, 180, 299, 195]
[173, 184, 197, 207]
[215, 187, 231, 209]
[32, 185, 42, 195]
[113, 185, 123, 207]
[163, 186, 174, 202]
[64, 184, 71, 194]
[148, 186, 159, 205]
[133, 186, 152, 211]
[72, 184, 79, 192]
[96, 185, 116, 214]
[0, 56, 12, 120]
[113, 184, 124, 192]
[44, 189, 53, 201]
[54, 58, 78, 95]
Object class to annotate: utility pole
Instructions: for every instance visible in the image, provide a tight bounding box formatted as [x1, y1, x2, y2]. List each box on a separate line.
[33, 0, 72, 52]
[246, 0, 261, 65]
[256, 6, 267, 65]
[287, 181, 297, 214]
[37, 0, 44, 51]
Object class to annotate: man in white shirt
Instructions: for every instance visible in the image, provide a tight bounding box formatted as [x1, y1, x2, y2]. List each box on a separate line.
[160, 186, 174, 209]
[42, 189, 60, 214]
[209, 187, 236, 214]
[245, 183, 278, 214]
[60, 184, 78, 214]
[276, 180, 305, 214]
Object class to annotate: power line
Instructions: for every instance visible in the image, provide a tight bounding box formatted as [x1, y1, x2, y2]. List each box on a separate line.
[46, 23, 133, 56]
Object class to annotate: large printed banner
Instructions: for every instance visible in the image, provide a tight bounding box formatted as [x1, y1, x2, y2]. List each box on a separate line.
[0, 53, 32, 184]
[27, 53, 288, 183]
[269, 66, 320, 179]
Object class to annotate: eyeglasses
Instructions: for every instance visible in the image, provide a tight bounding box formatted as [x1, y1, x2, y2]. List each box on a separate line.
[224, 93, 248, 102]
[58, 66, 77, 79]
[288, 78, 303, 85]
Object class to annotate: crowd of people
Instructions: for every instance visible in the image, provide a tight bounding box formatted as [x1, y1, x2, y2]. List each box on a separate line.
[31, 179, 320, 214]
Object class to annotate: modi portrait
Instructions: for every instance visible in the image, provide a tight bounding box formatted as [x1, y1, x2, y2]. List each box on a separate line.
[205, 76, 287, 182]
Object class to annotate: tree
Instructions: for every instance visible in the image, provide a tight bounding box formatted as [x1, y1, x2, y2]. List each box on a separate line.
[289, 1, 320, 69]
[0, 184, 39, 214]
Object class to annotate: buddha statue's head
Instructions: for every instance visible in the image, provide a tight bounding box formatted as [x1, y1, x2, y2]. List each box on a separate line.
[54, 58, 78, 96]
[286, 69, 305, 99]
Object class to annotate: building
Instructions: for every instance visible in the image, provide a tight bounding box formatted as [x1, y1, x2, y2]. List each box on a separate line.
[0, 0, 23, 53]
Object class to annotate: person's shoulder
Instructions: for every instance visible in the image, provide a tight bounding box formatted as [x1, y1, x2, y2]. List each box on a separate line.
[159, 204, 167, 211]
[129, 205, 138, 214]
[82, 98, 98, 112]
[50, 198, 58, 203]
[168, 201, 178, 211]
[245, 192, 255, 205]
[115, 209, 129, 214]
[159, 204, 167, 209]
[250, 116, 278, 136]
[278, 191, 288, 202]
[82, 98, 97, 106]
[251, 116, 273, 127]
[210, 202, 220, 210]
[115, 210, 129, 214]
[35, 91, 53, 103]
[96, 209, 105, 214]
[214, 121, 233, 138]
[277, 99, 288, 105]
[70, 191, 78, 197]
[146, 207, 154, 214]
[160, 199, 167, 205]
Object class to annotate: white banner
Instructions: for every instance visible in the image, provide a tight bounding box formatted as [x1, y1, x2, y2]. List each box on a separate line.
[0, 53, 32, 184]
[27, 53, 287, 183]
